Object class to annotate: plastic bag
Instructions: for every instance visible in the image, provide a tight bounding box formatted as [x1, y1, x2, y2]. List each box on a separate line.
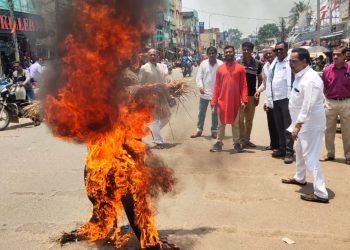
[15, 86, 26, 100]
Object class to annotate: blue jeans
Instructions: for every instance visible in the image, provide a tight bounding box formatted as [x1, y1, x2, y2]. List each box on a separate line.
[197, 97, 218, 132]
[25, 88, 34, 101]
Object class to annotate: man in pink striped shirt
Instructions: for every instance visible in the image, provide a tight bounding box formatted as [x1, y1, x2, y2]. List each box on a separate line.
[321, 46, 350, 165]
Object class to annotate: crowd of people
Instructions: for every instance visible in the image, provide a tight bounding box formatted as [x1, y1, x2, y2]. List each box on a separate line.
[186, 43, 349, 204]
[1, 58, 44, 102]
[136, 43, 350, 204]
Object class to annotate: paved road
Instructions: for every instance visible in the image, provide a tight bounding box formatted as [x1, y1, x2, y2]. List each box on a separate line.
[0, 67, 349, 250]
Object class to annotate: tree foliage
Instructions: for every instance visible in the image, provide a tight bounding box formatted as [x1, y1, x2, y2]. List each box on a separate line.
[257, 23, 280, 43]
[288, 1, 312, 31]
[227, 28, 243, 47]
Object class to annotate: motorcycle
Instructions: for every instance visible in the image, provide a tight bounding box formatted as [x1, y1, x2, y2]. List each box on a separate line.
[181, 56, 193, 77]
[182, 63, 192, 77]
[0, 82, 41, 131]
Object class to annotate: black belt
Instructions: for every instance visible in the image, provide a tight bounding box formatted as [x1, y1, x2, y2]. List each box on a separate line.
[330, 97, 350, 101]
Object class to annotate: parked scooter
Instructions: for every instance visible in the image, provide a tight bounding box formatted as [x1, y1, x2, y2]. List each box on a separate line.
[0, 82, 41, 131]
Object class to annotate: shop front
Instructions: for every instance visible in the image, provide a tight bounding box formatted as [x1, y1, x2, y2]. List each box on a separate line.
[0, 8, 44, 76]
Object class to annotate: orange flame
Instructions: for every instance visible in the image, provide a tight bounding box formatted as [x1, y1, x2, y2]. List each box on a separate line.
[44, 1, 172, 248]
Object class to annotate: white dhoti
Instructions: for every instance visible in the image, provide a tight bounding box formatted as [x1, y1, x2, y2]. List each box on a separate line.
[149, 118, 168, 144]
[293, 129, 328, 199]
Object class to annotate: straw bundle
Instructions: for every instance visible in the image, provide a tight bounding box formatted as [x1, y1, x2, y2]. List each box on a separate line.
[22, 101, 41, 120]
[167, 79, 193, 99]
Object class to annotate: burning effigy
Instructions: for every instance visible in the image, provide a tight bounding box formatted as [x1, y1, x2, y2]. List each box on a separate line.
[43, 1, 187, 249]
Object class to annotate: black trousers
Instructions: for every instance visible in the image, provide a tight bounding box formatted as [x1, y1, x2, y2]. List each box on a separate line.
[266, 108, 279, 149]
[272, 98, 294, 156]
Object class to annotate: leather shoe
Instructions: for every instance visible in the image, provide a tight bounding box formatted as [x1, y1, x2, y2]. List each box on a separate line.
[246, 141, 256, 147]
[211, 132, 217, 139]
[190, 131, 202, 138]
[284, 155, 294, 164]
[272, 150, 286, 158]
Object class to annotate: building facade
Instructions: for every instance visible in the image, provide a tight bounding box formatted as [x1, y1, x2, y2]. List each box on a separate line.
[173, 0, 183, 47]
[0, 0, 45, 74]
[182, 10, 199, 50]
[199, 28, 220, 51]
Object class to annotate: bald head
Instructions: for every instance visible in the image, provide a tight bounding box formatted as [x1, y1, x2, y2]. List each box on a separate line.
[147, 49, 157, 65]
[264, 47, 275, 64]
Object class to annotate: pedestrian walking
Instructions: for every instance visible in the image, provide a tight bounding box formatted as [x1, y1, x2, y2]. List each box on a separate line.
[190, 46, 223, 139]
[255, 47, 279, 151]
[266, 42, 294, 164]
[282, 48, 329, 203]
[237, 42, 262, 148]
[210, 45, 248, 153]
[321, 46, 350, 165]
[29, 58, 43, 82]
[138, 48, 167, 149]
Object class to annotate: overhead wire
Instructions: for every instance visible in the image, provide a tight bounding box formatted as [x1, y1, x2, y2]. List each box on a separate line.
[182, 6, 277, 21]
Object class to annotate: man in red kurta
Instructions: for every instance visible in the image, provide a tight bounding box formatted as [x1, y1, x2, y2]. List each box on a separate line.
[210, 45, 248, 152]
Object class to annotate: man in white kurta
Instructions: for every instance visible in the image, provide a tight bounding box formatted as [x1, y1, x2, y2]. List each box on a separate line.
[282, 48, 329, 203]
[138, 49, 167, 149]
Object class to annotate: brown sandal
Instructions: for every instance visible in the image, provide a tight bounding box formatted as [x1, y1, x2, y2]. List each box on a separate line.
[300, 193, 329, 203]
[190, 131, 202, 138]
[319, 156, 335, 161]
[281, 178, 307, 186]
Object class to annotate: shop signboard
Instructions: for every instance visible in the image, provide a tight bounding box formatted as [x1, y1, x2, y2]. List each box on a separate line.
[0, 9, 43, 35]
[0, 0, 43, 35]
[199, 22, 204, 33]
[340, 0, 349, 21]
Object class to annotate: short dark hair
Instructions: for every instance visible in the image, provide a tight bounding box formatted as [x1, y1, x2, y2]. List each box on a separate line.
[224, 45, 235, 52]
[13, 61, 22, 67]
[242, 41, 254, 50]
[333, 46, 347, 54]
[291, 48, 311, 64]
[276, 41, 288, 50]
[206, 46, 217, 54]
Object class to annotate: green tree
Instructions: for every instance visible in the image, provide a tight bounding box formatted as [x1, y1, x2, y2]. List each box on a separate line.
[227, 28, 243, 47]
[288, 1, 312, 32]
[257, 23, 280, 43]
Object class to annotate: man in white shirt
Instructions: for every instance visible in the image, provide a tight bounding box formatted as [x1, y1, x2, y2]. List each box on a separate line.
[281, 48, 329, 203]
[29, 58, 43, 82]
[138, 49, 167, 149]
[12, 62, 31, 100]
[191, 46, 223, 139]
[266, 42, 294, 164]
[255, 47, 279, 150]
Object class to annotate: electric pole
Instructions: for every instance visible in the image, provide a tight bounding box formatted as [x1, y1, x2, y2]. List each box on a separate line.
[7, 0, 20, 61]
[329, 0, 333, 29]
[316, 0, 320, 45]
[280, 17, 286, 42]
